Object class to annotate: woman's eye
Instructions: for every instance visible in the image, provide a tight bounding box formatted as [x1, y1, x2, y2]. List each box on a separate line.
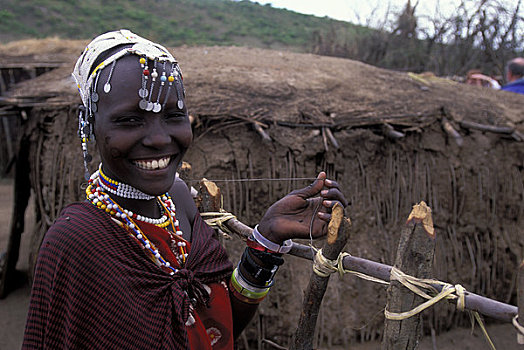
[165, 112, 186, 120]
[115, 116, 141, 124]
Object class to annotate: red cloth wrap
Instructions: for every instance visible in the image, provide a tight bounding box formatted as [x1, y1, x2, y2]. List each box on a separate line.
[23, 201, 233, 349]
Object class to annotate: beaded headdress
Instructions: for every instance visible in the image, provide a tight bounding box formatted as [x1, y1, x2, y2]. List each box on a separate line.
[72, 29, 185, 179]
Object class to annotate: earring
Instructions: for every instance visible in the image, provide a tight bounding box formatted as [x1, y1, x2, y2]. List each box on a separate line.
[139, 56, 149, 110]
[78, 106, 93, 180]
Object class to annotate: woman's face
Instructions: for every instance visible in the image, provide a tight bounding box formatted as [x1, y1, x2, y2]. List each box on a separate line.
[93, 55, 192, 196]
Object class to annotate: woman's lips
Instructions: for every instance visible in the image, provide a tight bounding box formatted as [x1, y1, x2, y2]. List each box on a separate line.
[132, 156, 171, 170]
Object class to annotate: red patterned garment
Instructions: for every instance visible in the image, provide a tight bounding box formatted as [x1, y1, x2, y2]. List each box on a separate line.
[139, 220, 234, 349]
[23, 201, 233, 349]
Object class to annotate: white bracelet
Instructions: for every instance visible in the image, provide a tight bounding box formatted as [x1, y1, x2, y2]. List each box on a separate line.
[252, 225, 293, 254]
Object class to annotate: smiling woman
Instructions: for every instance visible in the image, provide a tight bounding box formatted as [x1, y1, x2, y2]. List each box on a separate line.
[21, 30, 347, 350]
[93, 53, 192, 201]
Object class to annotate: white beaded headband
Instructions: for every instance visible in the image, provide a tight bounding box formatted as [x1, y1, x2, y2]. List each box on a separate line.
[73, 29, 185, 180]
[72, 29, 183, 110]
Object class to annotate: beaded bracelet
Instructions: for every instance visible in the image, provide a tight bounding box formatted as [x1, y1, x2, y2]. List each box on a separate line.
[252, 225, 293, 254]
[230, 267, 270, 302]
[229, 283, 267, 304]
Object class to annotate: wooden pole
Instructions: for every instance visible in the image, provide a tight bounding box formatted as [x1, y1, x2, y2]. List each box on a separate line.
[194, 179, 519, 323]
[441, 117, 463, 147]
[252, 122, 271, 142]
[382, 201, 436, 350]
[218, 215, 517, 323]
[459, 120, 515, 134]
[2, 116, 14, 161]
[517, 260, 524, 345]
[291, 203, 351, 350]
[324, 127, 339, 149]
[197, 179, 222, 212]
[383, 123, 405, 139]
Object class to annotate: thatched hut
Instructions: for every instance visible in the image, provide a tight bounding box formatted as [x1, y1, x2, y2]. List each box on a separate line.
[1, 39, 523, 348]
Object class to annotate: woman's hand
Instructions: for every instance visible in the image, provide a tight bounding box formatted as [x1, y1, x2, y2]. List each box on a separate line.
[257, 172, 348, 245]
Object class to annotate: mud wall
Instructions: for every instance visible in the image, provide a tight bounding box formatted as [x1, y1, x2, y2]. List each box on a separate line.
[23, 106, 524, 348]
[187, 116, 524, 347]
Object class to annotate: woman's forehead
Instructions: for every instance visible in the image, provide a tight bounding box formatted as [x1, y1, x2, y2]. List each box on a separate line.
[95, 55, 185, 114]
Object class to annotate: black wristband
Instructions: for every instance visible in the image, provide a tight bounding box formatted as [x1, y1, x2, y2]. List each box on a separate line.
[238, 248, 281, 287]
[248, 247, 284, 267]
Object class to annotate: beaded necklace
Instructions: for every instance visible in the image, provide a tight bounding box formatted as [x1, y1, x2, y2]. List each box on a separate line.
[86, 171, 188, 273]
[98, 165, 155, 200]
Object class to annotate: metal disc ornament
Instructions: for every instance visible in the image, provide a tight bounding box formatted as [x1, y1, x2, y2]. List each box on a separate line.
[91, 92, 99, 103]
[91, 103, 97, 113]
[138, 88, 148, 98]
[104, 83, 111, 93]
[153, 103, 161, 113]
[146, 102, 154, 111]
[177, 100, 184, 109]
[139, 100, 148, 110]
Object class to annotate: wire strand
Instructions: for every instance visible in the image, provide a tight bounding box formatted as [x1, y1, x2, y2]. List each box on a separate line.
[185, 177, 318, 183]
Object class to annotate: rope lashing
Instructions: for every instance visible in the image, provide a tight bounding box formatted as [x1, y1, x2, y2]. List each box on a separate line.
[385, 267, 465, 320]
[512, 315, 524, 344]
[312, 248, 387, 284]
[312, 247, 340, 277]
[201, 211, 237, 236]
[312, 248, 470, 315]
[311, 248, 496, 349]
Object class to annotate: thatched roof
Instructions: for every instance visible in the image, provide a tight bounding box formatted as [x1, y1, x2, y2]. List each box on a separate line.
[2, 39, 523, 130]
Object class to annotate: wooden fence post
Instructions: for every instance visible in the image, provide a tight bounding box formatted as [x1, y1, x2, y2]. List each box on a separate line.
[291, 203, 351, 350]
[382, 201, 436, 350]
[517, 260, 524, 345]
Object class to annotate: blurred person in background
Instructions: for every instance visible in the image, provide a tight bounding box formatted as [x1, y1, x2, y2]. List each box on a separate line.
[465, 69, 501, 89]
[501, 58, 524, 94]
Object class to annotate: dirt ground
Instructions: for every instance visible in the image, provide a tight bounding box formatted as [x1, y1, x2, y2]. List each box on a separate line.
[0, 179, 520, 349]
[0, 179, 32, 350]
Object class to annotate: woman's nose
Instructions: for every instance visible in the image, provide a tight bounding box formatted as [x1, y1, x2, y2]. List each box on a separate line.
[142, 119, 171, 148]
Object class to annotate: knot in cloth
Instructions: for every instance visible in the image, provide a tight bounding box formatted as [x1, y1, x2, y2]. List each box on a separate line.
[175, 269, 210, 307]
[172, 269, 210, 324]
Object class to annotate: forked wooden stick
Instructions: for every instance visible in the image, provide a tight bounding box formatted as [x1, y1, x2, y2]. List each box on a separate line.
[291, 203, 351, 350]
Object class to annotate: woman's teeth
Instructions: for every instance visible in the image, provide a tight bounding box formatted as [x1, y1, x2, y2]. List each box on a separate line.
[134, 157, 170, 170]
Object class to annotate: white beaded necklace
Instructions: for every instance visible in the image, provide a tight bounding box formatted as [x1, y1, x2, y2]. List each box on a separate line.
[86, 172, 188, 272]
[95, 165, 156, 200]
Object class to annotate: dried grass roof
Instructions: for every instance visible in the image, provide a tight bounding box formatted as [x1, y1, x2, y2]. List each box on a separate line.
[1, 38, 523, 130]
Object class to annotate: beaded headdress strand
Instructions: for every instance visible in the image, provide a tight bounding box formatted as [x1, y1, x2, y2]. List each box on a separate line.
[72, 29, 185, 179]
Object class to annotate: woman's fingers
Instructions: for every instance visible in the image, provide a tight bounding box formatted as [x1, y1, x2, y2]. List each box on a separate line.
[324, 178, 340, 188]
[289, 172, 326, 199]
[317, 211, 331, 221]
[321, 178, 348, 206]
[321, 188, 348, 207]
